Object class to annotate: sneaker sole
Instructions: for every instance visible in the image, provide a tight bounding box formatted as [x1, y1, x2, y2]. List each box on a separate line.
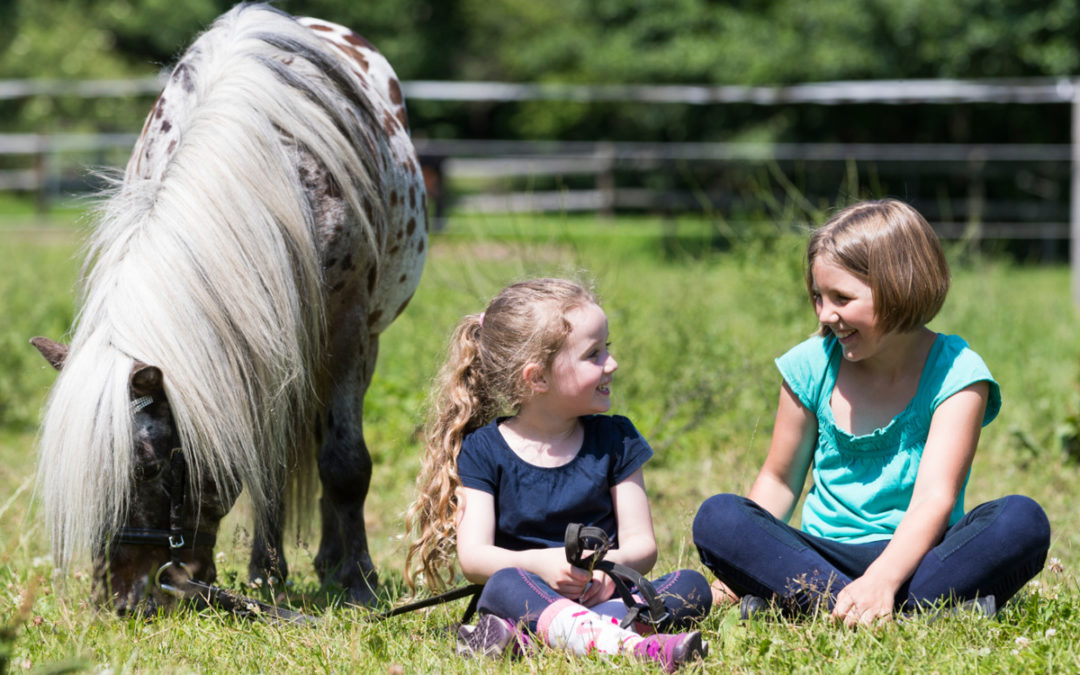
[455, 615, 515, 658]
[668, 630, 708, 669]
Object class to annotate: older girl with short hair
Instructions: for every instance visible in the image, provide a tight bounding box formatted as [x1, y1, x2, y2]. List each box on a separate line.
[694, 199, 1050, 625]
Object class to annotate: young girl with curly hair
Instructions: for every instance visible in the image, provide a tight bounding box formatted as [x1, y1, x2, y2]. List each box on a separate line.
[407, 278, 711, 670]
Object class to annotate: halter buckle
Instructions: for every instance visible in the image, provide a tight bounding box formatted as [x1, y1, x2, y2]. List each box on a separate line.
[154, 560, 193, 598]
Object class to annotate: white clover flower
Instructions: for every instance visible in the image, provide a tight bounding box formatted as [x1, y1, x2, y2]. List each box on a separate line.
[215, 551, 226, 564]
[1047, 557, 1063, 574]
[1045, 628, 1057, 638]
[1014, 636, 1030, 648]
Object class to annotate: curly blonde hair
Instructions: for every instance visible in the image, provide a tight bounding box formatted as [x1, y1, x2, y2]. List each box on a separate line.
[404, 278, 595, 591]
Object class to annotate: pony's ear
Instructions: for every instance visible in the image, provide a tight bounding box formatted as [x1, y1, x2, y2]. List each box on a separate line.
[30, 337, 68, 371]
[130, 363, 164, 397]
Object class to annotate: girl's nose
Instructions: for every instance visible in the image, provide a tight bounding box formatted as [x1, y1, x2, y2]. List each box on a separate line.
[606, 353, 618, 373]
[816, 300, 837, 324]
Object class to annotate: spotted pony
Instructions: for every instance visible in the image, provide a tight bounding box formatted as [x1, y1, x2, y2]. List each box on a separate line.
[32, 3, 426, 613]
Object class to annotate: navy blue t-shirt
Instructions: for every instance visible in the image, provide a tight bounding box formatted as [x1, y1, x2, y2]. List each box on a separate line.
[457, 415, 653, 551]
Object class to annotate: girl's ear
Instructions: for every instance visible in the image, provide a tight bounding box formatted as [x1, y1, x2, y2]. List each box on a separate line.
[522, 362, 549, 394]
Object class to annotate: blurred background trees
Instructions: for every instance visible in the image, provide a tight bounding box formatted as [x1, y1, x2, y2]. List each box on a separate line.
[2, 0, 1077, 139]
[1, 0, 1077, 262]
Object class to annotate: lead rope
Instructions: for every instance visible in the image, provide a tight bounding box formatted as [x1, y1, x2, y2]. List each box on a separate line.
[563, 523, 670, 629]
[368, 523, 669, 629]
[152, 446, 322, 625]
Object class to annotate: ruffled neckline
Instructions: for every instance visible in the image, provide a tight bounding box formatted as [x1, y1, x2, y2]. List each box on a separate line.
[818, 333, 942, 455]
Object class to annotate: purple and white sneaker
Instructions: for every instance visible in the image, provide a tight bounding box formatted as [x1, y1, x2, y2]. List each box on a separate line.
[632, 630, 709, 672]
[455, 613, 533, 659]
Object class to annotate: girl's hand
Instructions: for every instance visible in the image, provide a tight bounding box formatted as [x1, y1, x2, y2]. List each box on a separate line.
[579, 570, 616, 607]
[532, 547, 593, 597]
[832, 576, 895, 628]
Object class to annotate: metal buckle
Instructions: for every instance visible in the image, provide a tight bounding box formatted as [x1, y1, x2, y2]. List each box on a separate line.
[154, 560, 193, 598]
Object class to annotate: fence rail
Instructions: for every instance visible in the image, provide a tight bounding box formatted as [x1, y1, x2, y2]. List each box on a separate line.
[1, 75, 1079, 303]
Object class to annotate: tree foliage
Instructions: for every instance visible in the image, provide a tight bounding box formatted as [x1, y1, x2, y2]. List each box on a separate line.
[0, 0, 1076, 139]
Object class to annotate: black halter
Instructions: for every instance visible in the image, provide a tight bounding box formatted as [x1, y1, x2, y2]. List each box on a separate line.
[107, 398, 317, 625]
[110, 446, 218, 552]
[563, 523, 670, 629]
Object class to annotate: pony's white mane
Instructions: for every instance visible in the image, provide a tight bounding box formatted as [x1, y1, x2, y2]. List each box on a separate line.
[37, 4, 382, 570]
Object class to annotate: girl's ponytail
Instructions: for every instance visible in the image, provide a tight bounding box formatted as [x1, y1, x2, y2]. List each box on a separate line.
[405, 314, 491, 591]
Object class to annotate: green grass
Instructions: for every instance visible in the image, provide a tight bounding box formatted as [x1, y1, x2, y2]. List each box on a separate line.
[2, 210, 1080, 673]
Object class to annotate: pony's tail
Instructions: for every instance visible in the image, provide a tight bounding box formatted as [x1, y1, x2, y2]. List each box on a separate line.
[405, 314, 492, 592]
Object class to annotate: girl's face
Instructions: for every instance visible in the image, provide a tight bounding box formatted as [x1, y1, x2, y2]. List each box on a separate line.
[546, 302, 618, 416]
[811, 259, 883, 362]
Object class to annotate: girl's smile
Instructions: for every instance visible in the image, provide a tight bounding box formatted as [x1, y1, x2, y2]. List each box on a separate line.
[548, 302, 618, 416]
[810, 260, 880, 362]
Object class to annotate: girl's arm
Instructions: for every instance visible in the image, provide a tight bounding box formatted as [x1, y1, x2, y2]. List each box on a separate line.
[605, 468, 658, 573]
[456, 486, 592, 596]
[833, 382, 990, 627]
[748, 382, 817, 521]
[579, 468, 656, 606]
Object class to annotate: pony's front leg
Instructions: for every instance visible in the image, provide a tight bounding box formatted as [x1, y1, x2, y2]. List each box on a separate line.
[249, 493, 289, 587]
[314, 335, 378, 606]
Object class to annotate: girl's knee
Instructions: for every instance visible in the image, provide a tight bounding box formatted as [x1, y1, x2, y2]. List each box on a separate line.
[681, 569, 713, 618]
[659, 568, 711, 604]
[479, 566, 529, 609]
[484, 567, 527, 595]
[1001, 494, 1051, 550]
[692, 493, 744, 544]
[654, 568, 712, 626]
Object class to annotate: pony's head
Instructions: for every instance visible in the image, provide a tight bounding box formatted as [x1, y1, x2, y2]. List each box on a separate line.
[32, 337, 228, 615]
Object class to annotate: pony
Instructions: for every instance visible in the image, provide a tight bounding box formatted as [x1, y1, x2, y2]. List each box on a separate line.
[31, 3, 427, 613]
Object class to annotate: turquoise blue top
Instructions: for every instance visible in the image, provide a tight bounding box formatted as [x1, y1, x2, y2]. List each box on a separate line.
[776, 333, 1001, 543]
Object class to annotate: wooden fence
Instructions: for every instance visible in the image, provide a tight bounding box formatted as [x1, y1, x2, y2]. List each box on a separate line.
[1, 76, 1079, 303]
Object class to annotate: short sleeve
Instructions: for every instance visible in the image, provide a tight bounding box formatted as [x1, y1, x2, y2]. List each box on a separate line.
[457, 430, 498, 494]
[607, 415, 653, 485]
[775, 335, 833, 412]
[928, 336, 1002, 427]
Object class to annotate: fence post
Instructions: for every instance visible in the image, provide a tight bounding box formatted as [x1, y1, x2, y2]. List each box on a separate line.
[596, 142, 615, 219]
[33, 134, 48, 214]
[1073, 81, 1080, 308]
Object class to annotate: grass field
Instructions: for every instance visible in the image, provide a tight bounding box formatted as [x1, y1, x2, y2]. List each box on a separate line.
[2, 206, 1079, 673]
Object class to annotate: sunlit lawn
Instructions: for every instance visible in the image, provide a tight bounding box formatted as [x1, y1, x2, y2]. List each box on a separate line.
[2, 208, 1079, 673]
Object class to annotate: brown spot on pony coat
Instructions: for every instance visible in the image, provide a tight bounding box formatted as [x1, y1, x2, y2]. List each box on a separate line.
[345, 32, 377, 51]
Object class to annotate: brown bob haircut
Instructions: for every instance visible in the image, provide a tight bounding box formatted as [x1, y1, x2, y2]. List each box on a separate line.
[807, 199, 950, 335]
